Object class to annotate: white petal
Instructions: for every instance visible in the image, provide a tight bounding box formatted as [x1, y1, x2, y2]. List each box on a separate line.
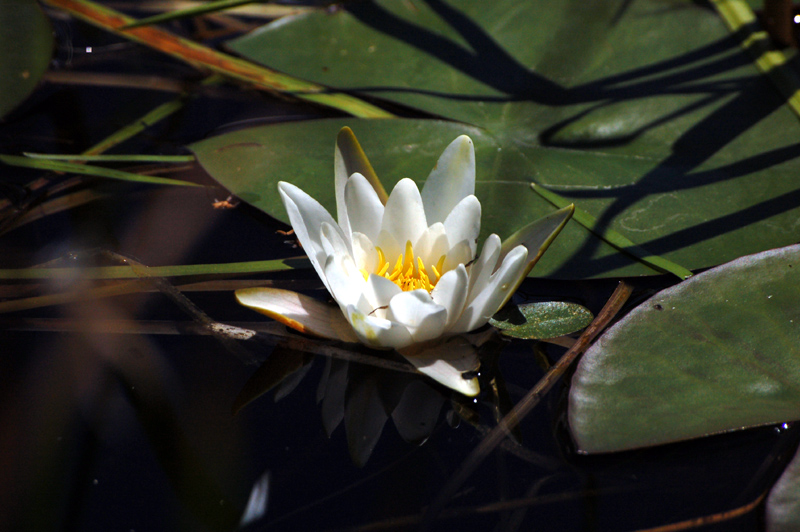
[344, 172, 384, 242]
[375, 229, 402, 263]
[361, 274, 402, 315]
[334, 142, 351, 239]
[235, 287, 358, 343]
[399, 336, 480, 396]
[278, 182, 342, 293]
[421, 135, 476, 225]
[443, 195, 481, 256]
[381, 178, 427, 247]
[414, 222, 449, 268]
[466, 233, 502, 301]
[451, 245, 529, 333]
[431, 264, 469, 331]
[346, 304, 413, 349]
[386, 290, 448, 344]
[323, 253, 364, 310]
[442, 240, 474, 273]
[351, 231, 377, 273]
[320, 222, 351, 259]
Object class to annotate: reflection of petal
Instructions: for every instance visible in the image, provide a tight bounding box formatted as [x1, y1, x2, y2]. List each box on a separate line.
[319, 358, 348, 437]
[400, 337, 480, 397]
[239, 470, 270, 527]
[235, 287, 358, 342]
[345, 365, 390, 467]
[421, 135, 475, 225]
[392, 379, 445, 445]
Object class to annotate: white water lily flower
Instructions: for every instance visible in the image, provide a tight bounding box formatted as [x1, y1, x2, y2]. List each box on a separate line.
[237, 128, 572, 396]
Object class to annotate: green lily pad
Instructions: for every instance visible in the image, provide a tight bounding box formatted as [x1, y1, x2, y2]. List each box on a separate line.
[0, 0, 53, 119]
[223, 0, 800, 278]
[490, 301, 593, 339]
[191, 118, 665, 278]
[569, 244, 800, 454]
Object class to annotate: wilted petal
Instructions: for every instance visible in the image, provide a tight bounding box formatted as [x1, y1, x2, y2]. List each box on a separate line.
[431, 264, 469, 330]
[381, 178, 427, 247]
[386, 290, 448, 344]
[278, 181, 342, 291]
[235, 287, 358, 342]
[346, 304, 413, 349]
[421, 135, 475, 225]
[345, 172, 384, 242]
[443, 195, 481, 256]
[451, 245, 529, 334]
[399, 336, 480, 396]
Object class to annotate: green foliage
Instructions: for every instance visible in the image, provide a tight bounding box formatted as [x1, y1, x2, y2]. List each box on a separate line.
[0, 0, 53, 119]
[223, 0, 800, 278]
[490, 301, 593, 340]
[569, 244, 800, 453]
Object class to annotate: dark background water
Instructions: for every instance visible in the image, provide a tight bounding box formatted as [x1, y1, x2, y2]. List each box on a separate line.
[0, 4, 797, 531]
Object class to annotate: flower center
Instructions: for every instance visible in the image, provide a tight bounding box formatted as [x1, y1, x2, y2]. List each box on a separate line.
[361, 241, 446, 292]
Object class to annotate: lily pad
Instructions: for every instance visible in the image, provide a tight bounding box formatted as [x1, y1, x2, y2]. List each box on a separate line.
[222, 0, 800, 278]
[191, 118, 662, 278]
[490, 301, 593, 339]
[0, 0, 53, 119]
[569, 244, 800, 453]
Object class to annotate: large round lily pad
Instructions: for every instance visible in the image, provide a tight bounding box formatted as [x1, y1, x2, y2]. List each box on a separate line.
[569, 244, 800, 453]
[221, 0, 800, 278]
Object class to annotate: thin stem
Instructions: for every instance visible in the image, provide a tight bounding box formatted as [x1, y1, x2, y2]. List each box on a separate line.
[421, 281, 634, 530]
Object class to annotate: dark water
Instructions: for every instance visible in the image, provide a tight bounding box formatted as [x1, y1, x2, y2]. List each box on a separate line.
[0, 5, 796, 531]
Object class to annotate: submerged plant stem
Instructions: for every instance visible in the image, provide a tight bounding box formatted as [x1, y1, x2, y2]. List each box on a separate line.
[421, 281, 634, 530]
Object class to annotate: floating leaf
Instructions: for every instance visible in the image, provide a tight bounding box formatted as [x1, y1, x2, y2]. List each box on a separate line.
[569, 244, 800, 453]
[225, 0, 800, 278]
[0, 0, 52, 119]
[490, 301, 594, 340]
[190, 118, 653, 278]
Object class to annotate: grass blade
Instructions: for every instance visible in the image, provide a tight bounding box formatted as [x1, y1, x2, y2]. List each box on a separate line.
[23, 153, 195, 163]
[0, 258, 307, 280]
[43, 0, 395, 118]
[0, 154, 200, 187]
[121, 0, 262, 29]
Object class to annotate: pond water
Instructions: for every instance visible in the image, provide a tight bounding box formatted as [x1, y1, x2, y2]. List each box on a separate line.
[1, 3, 798, 531]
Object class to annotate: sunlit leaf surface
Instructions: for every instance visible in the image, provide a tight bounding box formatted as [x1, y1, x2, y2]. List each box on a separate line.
[569, 244, 800, 453]
[223, 0, 800, 278]
[0, 0, 52, 119]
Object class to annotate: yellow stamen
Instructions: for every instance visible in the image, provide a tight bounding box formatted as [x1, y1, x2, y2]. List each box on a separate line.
[367, 241, 447, 292]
